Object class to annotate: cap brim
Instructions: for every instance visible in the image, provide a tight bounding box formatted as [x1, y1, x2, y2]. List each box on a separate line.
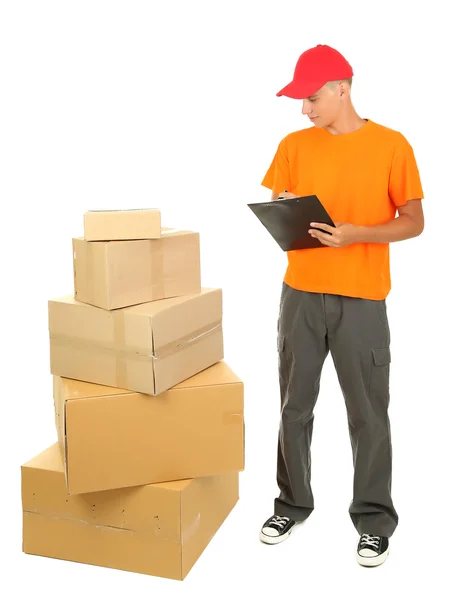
[276, 79, 325, 99]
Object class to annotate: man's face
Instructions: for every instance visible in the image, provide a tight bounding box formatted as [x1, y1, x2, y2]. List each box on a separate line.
[301, 83, 342, 127]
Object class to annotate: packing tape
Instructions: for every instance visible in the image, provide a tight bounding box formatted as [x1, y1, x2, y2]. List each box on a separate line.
[22, 510, 135, 532]
[152, 321, 222, 360]
[49, 334, 148, 356]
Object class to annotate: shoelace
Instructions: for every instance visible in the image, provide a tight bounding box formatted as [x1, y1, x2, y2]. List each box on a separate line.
[269, 516, 290, 528]
[360, 534, 381, 549]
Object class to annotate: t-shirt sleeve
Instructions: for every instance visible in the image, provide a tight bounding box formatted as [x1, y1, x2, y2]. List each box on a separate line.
[388, 134, 424, 207]
[261, 137, 292, 194]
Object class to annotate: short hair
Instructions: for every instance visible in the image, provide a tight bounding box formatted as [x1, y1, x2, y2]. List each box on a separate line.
[326, 77, 353, 90]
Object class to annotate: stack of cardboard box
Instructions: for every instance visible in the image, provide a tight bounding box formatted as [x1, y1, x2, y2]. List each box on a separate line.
[21, 209, 244, 581]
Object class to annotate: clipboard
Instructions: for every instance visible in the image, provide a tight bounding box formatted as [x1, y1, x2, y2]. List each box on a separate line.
[247, 194, 336, 251]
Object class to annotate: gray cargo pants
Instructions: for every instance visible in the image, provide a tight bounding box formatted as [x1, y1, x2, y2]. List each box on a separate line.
[275, 282, 398, 538]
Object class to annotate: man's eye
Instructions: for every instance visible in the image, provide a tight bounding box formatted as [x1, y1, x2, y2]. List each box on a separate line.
[310, 98, 317, 102]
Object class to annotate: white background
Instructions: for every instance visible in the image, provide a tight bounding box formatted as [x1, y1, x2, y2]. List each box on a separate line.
[1, 0, 457, 598]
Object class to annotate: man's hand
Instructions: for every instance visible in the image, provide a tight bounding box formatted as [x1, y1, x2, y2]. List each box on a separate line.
[279, 191, 299, 199]
[272, 190, 299, 201]
[308, 222, 363, 248]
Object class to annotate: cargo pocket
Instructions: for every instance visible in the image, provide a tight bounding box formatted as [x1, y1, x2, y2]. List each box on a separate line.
[369, 347, 391, 407]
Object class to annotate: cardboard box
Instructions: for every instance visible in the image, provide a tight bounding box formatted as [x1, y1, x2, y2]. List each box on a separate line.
[53, 361, 244, 494]
[84, 209, 161, 241]
[22, 444, 239, 580]
[73, 229, 201, 310]
[49, 288, 223, 395]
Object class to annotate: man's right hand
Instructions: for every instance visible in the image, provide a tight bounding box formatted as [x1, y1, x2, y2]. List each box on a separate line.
[271, 190, 299, 201]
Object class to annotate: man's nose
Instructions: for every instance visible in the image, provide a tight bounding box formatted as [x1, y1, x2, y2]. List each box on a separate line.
[302, 101, 312, 115]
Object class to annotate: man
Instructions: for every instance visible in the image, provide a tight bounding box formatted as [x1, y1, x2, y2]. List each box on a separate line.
[259, 44, 424, 567]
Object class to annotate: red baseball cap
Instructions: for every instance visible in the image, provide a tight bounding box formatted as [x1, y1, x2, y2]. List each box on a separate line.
[276, 44, 353, 99]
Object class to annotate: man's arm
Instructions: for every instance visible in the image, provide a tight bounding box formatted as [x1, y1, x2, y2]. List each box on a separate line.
[356, 199, 424, 243]
[309, 199, 424, 248]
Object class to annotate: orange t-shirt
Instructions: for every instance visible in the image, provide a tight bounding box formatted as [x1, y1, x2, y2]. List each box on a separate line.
[261, 119, 424, 300]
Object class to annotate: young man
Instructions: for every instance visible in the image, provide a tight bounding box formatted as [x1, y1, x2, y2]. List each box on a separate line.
[259, 44, 424, 567]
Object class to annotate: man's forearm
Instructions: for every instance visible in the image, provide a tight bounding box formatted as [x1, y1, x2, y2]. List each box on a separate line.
[356, 215, 423, 244]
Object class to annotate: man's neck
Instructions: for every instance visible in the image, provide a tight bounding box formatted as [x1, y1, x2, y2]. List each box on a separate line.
[324, 112, 367, 135]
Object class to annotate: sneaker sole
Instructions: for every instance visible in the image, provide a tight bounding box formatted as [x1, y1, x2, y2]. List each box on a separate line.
[259, 529, 293, 545]
[356, 547, 389, 567]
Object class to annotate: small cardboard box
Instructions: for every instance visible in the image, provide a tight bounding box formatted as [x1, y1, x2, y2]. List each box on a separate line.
[22, 444, 239, 581]
[73, 229, 201, 310]
[53, 361, 244, 495]
[49, 288, 223, 395]
[84, 209, 161, 241]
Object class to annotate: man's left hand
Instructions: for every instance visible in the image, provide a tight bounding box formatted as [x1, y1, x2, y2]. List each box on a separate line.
[308, 222, 362, 248]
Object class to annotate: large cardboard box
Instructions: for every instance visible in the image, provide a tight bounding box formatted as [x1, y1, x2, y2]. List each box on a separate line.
[84, 209, 161, 241]
[73, 229, 201, 310]
[53, 361, 244, 494]
[22, 444, 239, 580]
[49, 288, 223, 395]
